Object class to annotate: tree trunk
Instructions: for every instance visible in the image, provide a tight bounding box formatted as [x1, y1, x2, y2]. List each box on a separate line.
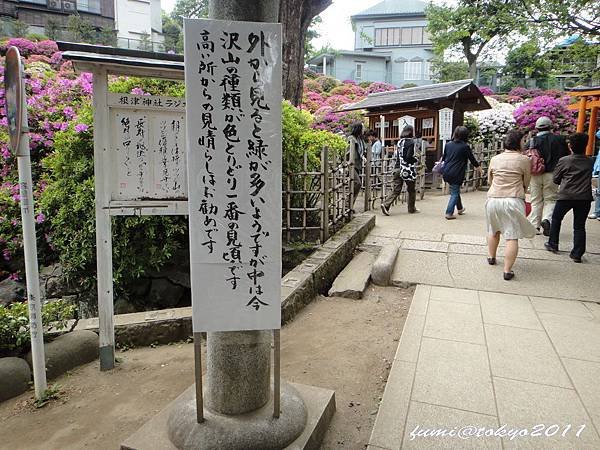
[279, 0, 331, 105]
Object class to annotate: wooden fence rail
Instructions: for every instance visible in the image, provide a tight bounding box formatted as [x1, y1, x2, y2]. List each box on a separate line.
[282, 140, 504, 244]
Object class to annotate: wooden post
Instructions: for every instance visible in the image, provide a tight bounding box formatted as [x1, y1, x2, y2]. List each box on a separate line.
[364, 142, 372, 212]
[577, 97, 588, 132]
[586, 105, 598, 156]
[92, 69, 115, 371]
[321, 146, 330, 243]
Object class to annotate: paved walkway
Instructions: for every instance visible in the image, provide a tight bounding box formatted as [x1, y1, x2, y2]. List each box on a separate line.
[363, 190, 600, 301]
[369, 286, 600, 449]
[363, 190, 600, 449]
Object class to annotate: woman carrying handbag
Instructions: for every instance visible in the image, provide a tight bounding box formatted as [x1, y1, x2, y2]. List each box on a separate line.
[381, 125, 420, 215]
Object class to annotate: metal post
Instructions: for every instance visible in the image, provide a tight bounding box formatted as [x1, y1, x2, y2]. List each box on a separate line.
[273, 329, 280, 418]
[16, 82, 47, 398]
[194, 332, 204, 423]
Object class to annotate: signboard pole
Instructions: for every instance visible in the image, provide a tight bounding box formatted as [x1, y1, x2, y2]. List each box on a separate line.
[92, 69, 115, 371]
[5, 47, 48, 398]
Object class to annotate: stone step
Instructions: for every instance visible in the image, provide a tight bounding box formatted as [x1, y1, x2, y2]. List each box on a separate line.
[328, 251, 375, 299]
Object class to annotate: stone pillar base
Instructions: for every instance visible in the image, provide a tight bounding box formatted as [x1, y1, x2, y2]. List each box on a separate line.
[120, 382, 335, 450]
[168, 382, 306, 450]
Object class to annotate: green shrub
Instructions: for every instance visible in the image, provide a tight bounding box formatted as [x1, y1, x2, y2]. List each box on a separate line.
[0, 299, 76, 356]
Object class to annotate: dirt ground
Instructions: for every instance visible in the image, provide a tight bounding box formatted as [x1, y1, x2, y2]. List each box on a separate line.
[0, 285, 412, 450]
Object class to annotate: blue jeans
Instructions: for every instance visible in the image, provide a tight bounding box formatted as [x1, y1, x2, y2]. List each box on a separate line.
[446, 184, 463, 215]
[595, 187, 600, 216]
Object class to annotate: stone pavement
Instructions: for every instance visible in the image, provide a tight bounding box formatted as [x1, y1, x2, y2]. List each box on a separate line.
[362, 190, 600, 449]
[368, 285, 600, 450]
[363, 190, 600, 302]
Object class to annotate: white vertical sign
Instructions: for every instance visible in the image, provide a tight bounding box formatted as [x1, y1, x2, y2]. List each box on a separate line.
[184, 18, 282, 332]
[439, 107, 454, 141]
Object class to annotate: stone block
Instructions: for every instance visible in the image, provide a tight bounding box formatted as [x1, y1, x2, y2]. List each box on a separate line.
[371, 244, 399, 287]
[0, 357, 31, 402]
[26, 330, 98, 380]
[328, 251, 374, 299]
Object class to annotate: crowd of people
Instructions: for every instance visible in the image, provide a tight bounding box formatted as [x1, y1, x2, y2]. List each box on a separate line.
[346, 117, 598, 279]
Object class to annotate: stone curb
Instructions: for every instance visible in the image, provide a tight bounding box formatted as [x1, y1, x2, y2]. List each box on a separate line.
[371, 244, 399, 287]
[63, 214, 376, 346]
[282, 213, 375, 322]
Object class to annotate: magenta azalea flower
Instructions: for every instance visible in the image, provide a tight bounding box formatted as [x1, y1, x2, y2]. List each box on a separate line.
[74, 124, 89, 133]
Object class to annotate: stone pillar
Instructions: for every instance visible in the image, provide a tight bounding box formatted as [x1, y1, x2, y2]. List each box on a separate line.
[205, 331, 271, 415]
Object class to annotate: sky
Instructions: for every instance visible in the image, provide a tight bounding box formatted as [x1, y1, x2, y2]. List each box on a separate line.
[160, 1, 447, 51]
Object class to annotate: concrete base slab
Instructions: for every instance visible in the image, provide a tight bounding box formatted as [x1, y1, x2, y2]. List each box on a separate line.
[328, 251, 374, 299]
[121, 382, 335, 450]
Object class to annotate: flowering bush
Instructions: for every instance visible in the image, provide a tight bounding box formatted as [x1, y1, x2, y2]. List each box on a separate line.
[366, 81, 397, 94]
[303, 78, 322, 93]
[508, 87, 543, 99]
[324, 94, 353, 110]
[466, 99, 516, 143]
[329, 83, 366, 100]
[304, 67, 318, 79]
[312, 110, 365, 134]
[513, 95, 576, 133]
[315, 75, 340, 93]
[301, 90, 326, 113]
[478, 86, 495, 96]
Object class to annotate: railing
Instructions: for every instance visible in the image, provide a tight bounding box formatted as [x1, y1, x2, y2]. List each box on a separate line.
[116, 37, 166, 53]
[282, 147, 355, 244]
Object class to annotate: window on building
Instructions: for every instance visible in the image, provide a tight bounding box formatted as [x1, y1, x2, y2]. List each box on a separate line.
[423, 61, 431, 80]
[411, 27, 423, 45]
[423, 29, 432, 44]
[401, 28, 412, 45]
[375, 26, 431, 46]
[355, 63, 363, 80]
[77, 0, 102, 14]
[404, 61, 422, 81]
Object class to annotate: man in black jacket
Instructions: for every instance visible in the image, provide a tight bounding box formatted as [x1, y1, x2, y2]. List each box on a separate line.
[528, 117, 570, 236]
[544, 133, 594, 263]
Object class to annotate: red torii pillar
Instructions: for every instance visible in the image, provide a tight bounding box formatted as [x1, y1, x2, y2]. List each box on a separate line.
[568, 87, 600, 156]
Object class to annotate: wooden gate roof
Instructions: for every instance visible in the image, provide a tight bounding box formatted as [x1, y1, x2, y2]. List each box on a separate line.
[341, 79, 491, 112]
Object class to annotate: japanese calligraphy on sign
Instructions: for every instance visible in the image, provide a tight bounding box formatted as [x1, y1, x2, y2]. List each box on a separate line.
[109, 94, 187, 200]
[439, 107, 454, 141]
[184, 19, 282, 332]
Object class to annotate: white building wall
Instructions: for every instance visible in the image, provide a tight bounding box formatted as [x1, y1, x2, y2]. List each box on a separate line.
[114, 0, 164, 49]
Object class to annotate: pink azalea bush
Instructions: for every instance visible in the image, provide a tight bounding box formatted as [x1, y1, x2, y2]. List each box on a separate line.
[315, 76, 340, 93]
[301, 90, 326, 113]
[0, 44, 93, 279]
[366, 81, 397, 94]
[478, 86, 495, 96]
[324, 94, 353, 110]
[329, 83, 366, 100]
[513, 95, 576, 133]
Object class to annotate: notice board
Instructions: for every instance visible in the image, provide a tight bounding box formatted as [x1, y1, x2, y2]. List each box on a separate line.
[184, 18, 283, 332]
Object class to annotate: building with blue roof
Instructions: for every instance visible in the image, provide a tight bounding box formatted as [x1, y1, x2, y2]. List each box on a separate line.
[307, 0, 434, 87]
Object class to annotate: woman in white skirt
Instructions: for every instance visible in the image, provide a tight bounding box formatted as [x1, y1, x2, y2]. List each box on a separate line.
[486, 130, 537, 280]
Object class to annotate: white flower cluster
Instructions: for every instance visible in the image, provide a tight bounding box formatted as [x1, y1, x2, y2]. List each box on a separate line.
[466, 98, 517, 143]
